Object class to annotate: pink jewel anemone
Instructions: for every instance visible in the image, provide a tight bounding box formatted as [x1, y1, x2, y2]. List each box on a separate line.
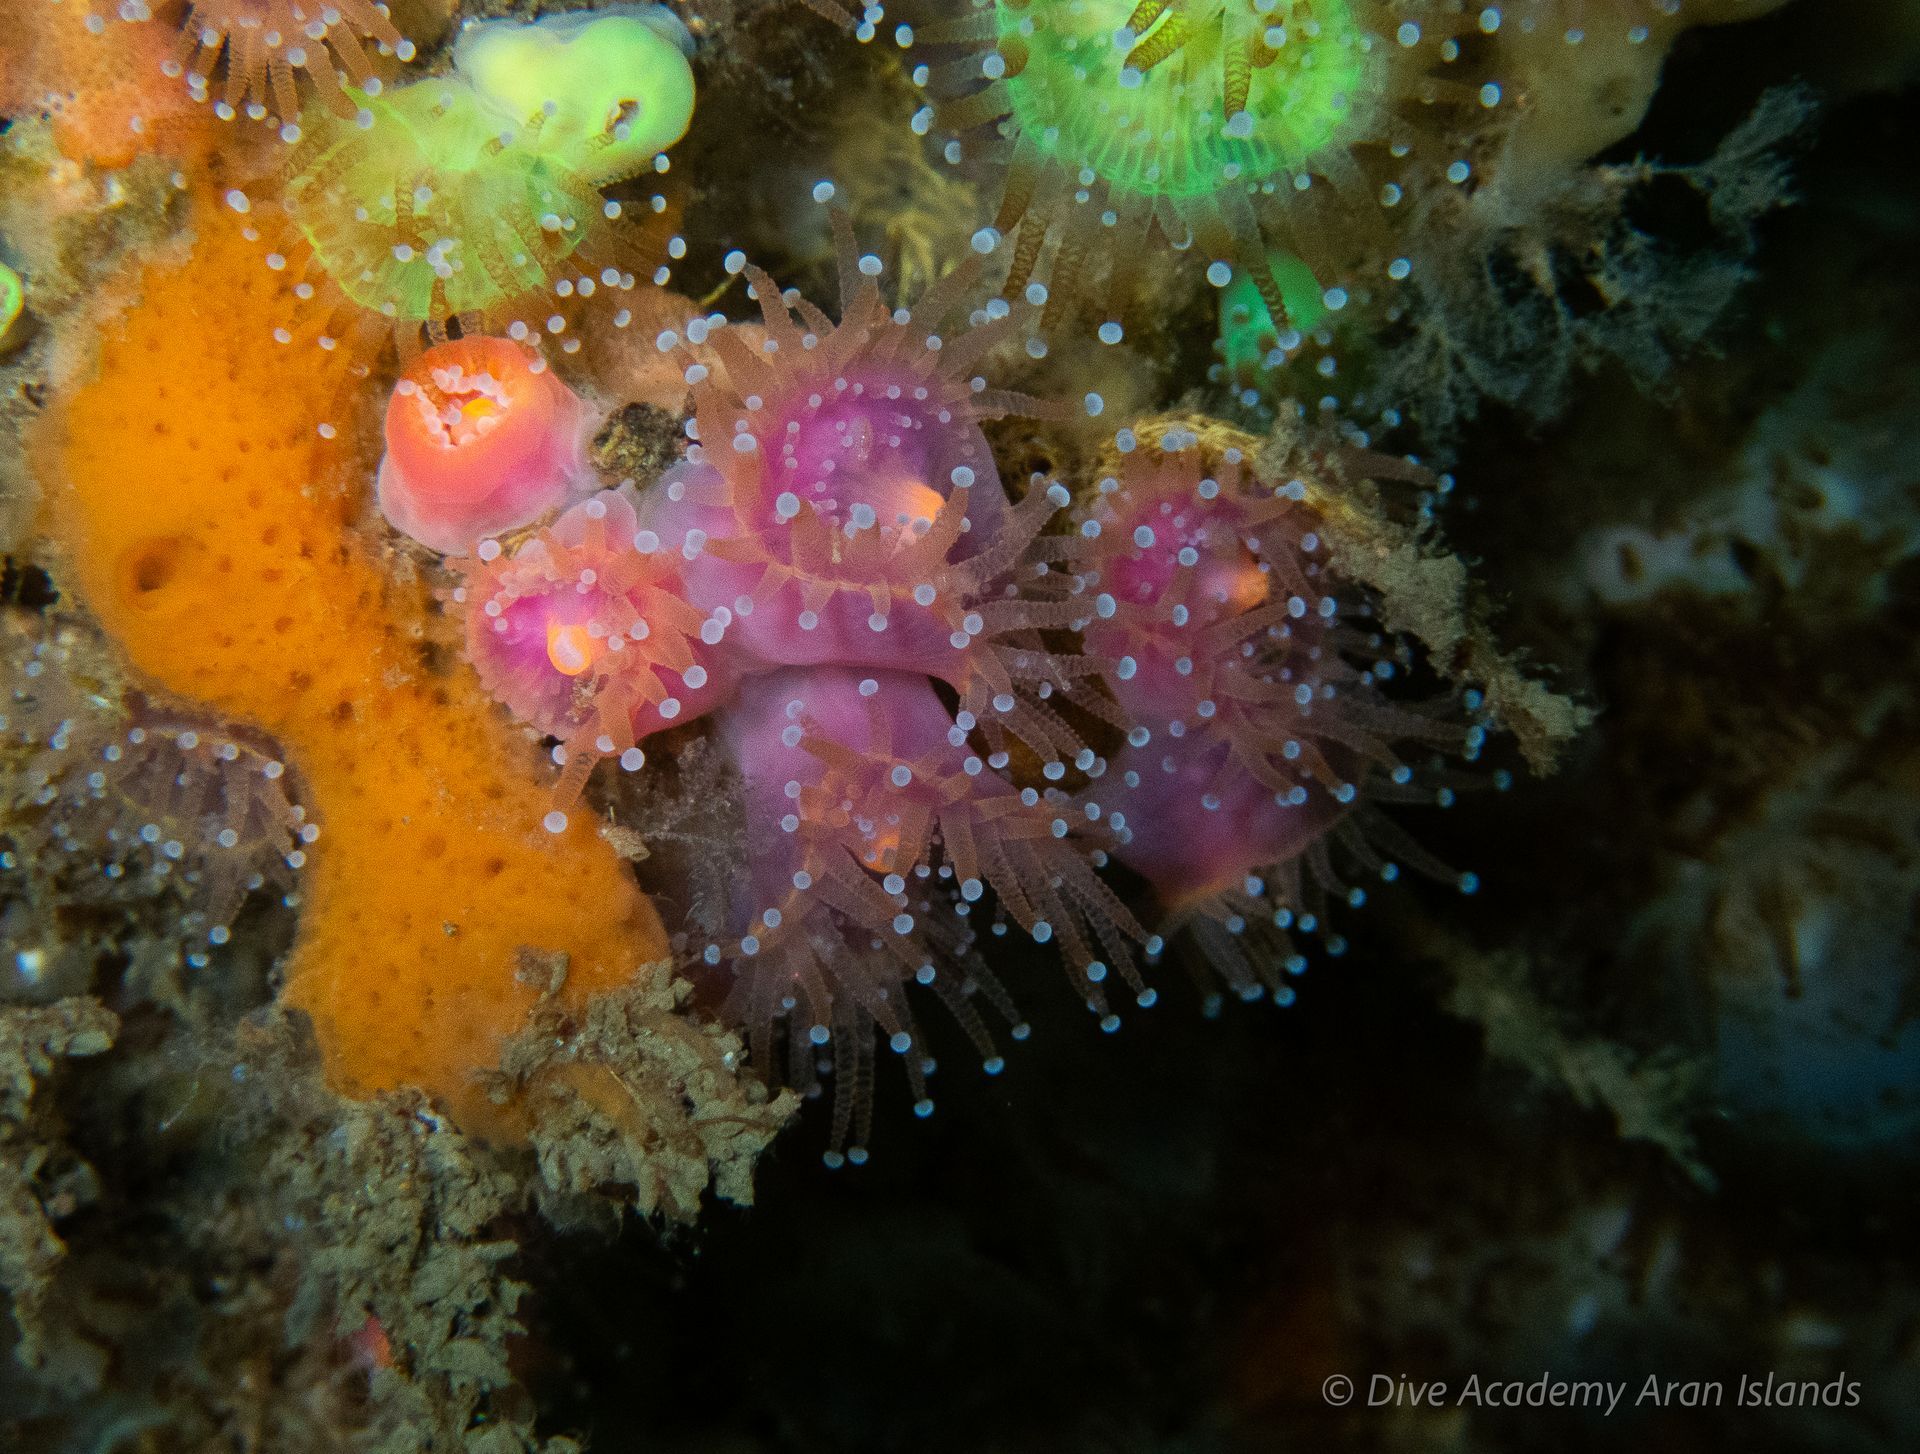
[377, 336, 597, 556]
[632, 219, 1102, 770]
[460, 488, 732, 810]
[712, 667, 1154, 1160]
[1070, 432, 1471, 1003]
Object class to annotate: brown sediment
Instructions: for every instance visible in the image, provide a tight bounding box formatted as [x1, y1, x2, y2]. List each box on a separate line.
[0, 998, 118, 1384]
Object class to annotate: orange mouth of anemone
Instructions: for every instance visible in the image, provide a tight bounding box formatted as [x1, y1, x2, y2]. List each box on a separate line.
[421, 371, 511, 450]
[449, 390, 503, 439]
[843, 479, 947, 546]
[1215, 554, 1269, 617]
[859, 822, 905, 872]
[891, 480, 948, 534]
[546, 621, 596, 676]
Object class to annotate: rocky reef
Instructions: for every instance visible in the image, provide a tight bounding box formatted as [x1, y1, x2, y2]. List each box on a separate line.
[1, 1, 1915, 1450]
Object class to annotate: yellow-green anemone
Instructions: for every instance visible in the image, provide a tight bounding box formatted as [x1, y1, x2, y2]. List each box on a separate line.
[283, 10, 695, 324]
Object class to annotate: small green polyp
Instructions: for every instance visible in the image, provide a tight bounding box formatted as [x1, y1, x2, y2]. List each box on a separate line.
[454, 8, 697, 187]
[0, 261, 21, 345]
[998, 0, 1374, 202]
[289, 81, 597, 319]
[1218, 251, 1328, 383]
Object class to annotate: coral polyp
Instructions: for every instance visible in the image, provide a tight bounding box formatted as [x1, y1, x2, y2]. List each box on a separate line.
[3, 619, 308, 949]
[1072, 427, 1466, 999]
[281, 88, 622, 323]
[461, 488, 730, 808]
[1213, 250, 1330, 402]
[452, 9, 698, 185]
[1003, 0, 1376, 192]
[1077, 441, 1335, 755]
[276, 10, 693, 328]
[918, 0, 1479, 325]
[172, 0, 411, 122]
[377, 336, 597, 554]
[634, 224, 1094, 758]
[712, 667, 1151, 1156]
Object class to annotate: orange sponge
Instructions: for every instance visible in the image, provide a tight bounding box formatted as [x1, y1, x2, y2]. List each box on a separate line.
[38, 202, 667, 1134]
[1, 6, 208, 169]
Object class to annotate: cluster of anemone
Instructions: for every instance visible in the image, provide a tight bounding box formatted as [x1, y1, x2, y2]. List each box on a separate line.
[384, 213, 1181, 1155]
[256, 8, 695, 335]
[374, 194, 1491, 1156]
[29, 1, 1551, 1160]
[1064, 424, 1476, 1004]
[910, 0, 1509, 336]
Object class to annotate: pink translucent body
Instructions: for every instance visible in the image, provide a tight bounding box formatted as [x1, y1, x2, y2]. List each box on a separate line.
[378, 338, 597, 556]
[1101, 734, 1350, 909]
[464, 489, 733, 773]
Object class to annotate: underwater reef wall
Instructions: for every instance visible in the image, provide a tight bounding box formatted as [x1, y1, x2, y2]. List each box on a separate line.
[2, 1, 1917, 1451]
